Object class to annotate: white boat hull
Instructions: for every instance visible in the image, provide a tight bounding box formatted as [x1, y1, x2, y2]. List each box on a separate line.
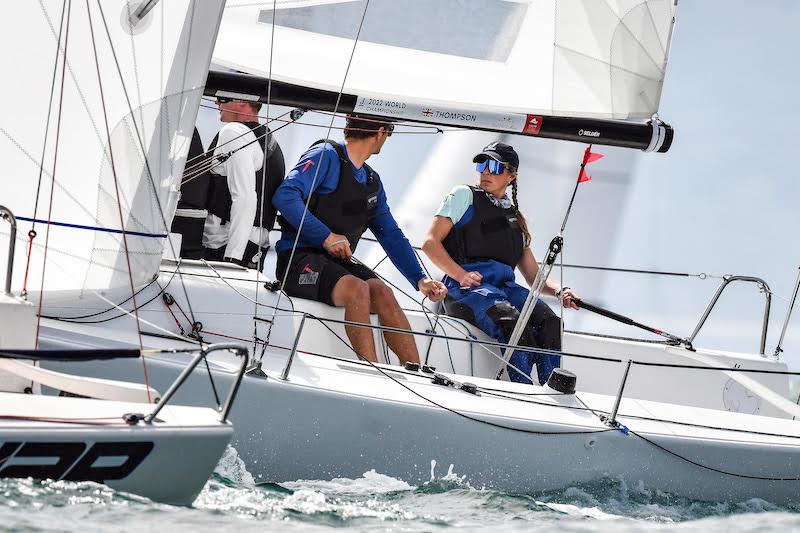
[0, 392, 233, 505]
[35, 260, 800, 504]
[43, 348, 800, 504]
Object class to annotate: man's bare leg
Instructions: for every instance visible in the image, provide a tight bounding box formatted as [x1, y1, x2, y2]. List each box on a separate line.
[331, 275, 377, 362]
[366, 278, 420, 364]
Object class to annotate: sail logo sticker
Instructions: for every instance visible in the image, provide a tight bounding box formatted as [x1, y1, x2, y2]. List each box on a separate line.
[428, 110, 477, 123]
[299, 264, 320, 285]
[354, 97, 408, 117]
[523, 115, 543, 134]
[579, 129, 600, 137]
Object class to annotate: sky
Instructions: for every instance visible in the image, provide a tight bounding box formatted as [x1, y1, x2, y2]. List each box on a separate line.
[198, 1, 800, 370]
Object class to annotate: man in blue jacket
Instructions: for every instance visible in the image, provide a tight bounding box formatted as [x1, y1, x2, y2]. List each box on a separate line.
[273, 115, 445, 364]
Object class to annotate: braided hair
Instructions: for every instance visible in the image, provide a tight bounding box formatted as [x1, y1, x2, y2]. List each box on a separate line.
[510, 175, 532, 248]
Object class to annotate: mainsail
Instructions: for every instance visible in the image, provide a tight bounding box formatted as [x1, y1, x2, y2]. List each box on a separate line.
[211, 0, 677, 151]
[0, 1, 225, 297]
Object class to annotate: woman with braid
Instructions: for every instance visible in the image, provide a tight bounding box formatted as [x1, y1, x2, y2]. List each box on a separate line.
[422, 142, 580, 385]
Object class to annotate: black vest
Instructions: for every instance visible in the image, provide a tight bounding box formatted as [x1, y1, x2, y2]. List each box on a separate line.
[207, 121, 282, 230]
[442, 186, 524, 268]
[302, 139, 380, 252]
[176, 127, 210, 210]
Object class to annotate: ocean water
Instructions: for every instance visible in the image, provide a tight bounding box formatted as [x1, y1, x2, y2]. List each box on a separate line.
[1, 447, 798, 532]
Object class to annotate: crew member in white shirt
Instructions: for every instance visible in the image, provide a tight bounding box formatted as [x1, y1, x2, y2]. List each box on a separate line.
[203, 97, 285, 268]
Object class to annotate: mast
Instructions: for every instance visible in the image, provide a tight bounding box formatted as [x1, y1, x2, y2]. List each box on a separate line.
[205, 70, 674, 153]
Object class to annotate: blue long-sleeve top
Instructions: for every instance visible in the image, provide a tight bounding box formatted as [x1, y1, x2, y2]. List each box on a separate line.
[273, 141, 426, 290]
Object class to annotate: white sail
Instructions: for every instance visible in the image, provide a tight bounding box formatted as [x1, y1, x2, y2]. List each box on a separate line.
[0, 1, 225, 297]
[214, 0, 677, 121]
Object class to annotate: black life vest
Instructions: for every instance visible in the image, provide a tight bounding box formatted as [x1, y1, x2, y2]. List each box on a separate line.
[176, 127, 210, 210]
[298, 139, 380, 252]
[441, 186, 524, 268]
[206, 121, 285, 230]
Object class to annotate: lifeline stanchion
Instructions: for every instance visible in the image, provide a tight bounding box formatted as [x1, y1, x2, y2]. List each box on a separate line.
[607, 359, 632, 427]
[774, 266, 800, 360]
[0, 206, 17, 296]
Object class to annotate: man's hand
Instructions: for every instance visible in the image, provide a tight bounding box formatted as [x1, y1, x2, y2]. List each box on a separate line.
[457, 270, 482, 288]
[322, 232, 352, 259]
[418, 278, 447, 302]
[559, 287, 580, 310]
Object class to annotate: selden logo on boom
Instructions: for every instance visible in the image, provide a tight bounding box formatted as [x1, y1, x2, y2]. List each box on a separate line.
[578, 129, 600, 137]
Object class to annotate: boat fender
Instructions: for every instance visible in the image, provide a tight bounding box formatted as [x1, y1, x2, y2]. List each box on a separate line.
[459, 382, 479, 395]
[432, 373, 454, 387]
[546, 368, 577, 394]
[421, 365, 436, 374]
[404, 361, 420, 371]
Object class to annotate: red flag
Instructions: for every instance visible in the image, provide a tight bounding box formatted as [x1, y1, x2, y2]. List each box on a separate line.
[578, 145, 603, 183]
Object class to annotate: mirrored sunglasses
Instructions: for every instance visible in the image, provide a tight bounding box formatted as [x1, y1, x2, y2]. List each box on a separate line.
[476, 159, 507, 175]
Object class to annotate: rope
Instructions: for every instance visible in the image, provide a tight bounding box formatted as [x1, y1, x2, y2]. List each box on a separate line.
[15, 216, 167, 238]
[306, 315, 613, 436]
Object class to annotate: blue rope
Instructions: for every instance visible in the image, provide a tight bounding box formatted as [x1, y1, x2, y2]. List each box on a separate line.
[16, 216, 167, 239]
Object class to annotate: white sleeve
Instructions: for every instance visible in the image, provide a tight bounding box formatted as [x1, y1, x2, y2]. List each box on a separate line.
[216, 123, 258, 260]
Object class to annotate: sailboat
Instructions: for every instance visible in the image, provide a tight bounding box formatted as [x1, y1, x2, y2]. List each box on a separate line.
[0, 1, 251, 506]
[6, 0, 800, 503]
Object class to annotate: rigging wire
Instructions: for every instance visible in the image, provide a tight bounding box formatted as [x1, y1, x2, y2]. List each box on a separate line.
[262, 0, 374, 353]
[87, 0, 150, 401]
[95, 1, 200, 328]
[35, 0, 72, 349]
[252, 0, 280, 357]
[24, 0, 69, 299]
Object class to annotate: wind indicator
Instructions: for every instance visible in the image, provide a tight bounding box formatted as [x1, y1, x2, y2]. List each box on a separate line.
[578, 145, 604, 183]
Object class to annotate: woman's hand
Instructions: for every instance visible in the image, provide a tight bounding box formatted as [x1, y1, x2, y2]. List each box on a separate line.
[458, 270, 483, 288]
[558, 287, 580, 310]
[418, 278, 447, 302]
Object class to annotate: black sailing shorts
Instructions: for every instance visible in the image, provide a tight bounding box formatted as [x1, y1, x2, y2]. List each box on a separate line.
[276, 249, 378, 306]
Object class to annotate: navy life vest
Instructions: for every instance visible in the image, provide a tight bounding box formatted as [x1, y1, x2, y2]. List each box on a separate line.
[206, 121, 285, 230]
[442, 186, 524, 268]
[290, 139, 380, 252]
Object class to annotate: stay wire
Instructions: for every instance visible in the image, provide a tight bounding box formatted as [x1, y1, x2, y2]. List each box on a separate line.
[87, 0, 149, 400]
[96, 2, 198, 327]
[251, 0, 280, 356]
[24, 0, 68, 299]
[263, 0, 373, 352]
[34, 0, 72, 349]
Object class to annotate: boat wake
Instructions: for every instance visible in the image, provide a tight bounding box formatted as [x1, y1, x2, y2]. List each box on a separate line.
[1, 461, 799, 531]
